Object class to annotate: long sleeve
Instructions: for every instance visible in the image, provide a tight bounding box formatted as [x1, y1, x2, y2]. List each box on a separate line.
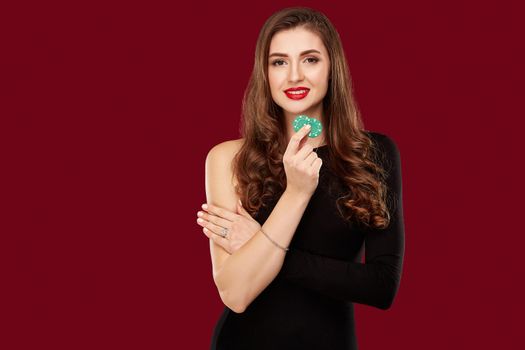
[277, 133, 405, 310]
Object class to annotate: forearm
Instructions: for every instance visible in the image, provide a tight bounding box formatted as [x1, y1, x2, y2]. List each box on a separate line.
[216, 189, 310, 312]
[278, 248, 404, 310]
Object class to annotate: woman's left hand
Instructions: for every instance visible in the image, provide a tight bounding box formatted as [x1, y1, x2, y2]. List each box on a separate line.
[196, 200, 261, 254]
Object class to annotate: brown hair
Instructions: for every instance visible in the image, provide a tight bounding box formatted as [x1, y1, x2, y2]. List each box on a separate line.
[232, 6, 390, 229]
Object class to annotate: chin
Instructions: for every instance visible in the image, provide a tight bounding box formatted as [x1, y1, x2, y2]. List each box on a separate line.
[279, 100, 312, 113]
[285, 107, 310, 116]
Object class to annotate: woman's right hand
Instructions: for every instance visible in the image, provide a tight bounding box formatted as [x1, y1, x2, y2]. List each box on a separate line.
[283, 124, 323, 198]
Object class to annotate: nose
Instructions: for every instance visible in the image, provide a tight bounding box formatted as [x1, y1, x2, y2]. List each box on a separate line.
[288, 60, 304, 83]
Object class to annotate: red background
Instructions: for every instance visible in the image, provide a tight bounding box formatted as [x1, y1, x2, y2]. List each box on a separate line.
[2, 0, 523, 349]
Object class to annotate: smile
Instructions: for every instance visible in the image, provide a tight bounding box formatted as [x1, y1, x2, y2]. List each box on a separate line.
[285, 89, 309, 100]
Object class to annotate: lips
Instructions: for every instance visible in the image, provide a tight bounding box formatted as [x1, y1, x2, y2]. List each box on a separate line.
[284, 87, 310, 100]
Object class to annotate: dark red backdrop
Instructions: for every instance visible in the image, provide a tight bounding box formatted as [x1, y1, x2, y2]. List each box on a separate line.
[2, 0, 523, 349]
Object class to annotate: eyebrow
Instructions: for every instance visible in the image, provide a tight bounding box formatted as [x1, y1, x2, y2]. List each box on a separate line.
[268, 49, 321, 58]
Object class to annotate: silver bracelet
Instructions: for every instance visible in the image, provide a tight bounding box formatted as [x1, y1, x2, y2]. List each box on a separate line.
[260, 228, 289, 252]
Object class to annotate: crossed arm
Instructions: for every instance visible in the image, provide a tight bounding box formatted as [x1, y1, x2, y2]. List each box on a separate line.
[204, 134, 405, 311]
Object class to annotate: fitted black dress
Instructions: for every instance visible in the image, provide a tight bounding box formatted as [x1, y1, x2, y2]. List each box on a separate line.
[210, 131, 405, 350]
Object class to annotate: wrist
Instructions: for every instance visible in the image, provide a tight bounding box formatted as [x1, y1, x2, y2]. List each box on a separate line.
[283, 188, 312, 205]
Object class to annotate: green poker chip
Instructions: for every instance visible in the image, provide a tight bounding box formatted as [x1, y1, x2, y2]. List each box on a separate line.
[292, 115, 323, 138]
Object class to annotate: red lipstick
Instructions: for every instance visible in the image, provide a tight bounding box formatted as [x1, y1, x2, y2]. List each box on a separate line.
[284, 87, 310, 100]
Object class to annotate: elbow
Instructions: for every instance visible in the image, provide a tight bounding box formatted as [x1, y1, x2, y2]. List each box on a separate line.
[230, 303, 247, 314]
[373, 265, 402, 310]
[219, 289, 246, 314]
[214, 274, 247, 314]
[376, 294, 394, 310]
[375, 281, 400, 310]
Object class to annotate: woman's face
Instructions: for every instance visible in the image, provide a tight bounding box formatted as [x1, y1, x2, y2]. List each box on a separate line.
[267, 26, 330, 118]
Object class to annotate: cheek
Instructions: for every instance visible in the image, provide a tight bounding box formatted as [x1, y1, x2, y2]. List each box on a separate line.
[268, 70, 285, 91]
[310, 67, 329, 84]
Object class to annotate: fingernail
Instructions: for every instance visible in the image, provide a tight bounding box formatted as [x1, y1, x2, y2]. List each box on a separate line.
[305, 124, 311, 129]
[238, 199, 242, 206]
[202, 204, 208, 209]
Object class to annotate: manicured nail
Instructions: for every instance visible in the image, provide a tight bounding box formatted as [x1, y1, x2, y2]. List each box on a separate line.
[202, 204, 208, 210]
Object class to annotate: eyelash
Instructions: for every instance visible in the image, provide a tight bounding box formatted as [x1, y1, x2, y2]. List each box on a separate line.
[270, 57, 319, 66]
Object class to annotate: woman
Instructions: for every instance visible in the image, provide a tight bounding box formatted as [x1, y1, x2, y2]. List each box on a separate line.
[197, 6, 405, 350]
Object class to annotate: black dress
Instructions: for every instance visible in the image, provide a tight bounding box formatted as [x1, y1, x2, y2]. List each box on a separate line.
[210, 131, 405, 350]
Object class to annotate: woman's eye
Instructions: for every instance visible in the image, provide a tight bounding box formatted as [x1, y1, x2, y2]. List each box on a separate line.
[270, 57, 319, 66]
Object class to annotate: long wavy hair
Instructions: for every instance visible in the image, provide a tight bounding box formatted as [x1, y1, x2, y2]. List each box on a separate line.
[232, 7, 390, 230]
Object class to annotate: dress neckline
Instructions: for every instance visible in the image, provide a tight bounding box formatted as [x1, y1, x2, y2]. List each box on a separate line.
[313, 144, 328, 151]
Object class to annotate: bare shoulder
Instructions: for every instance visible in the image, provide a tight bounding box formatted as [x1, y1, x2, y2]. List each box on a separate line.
[206, 138, 245, 185]
[204, 137, 245, 207]
[207, 138, 244, 160]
